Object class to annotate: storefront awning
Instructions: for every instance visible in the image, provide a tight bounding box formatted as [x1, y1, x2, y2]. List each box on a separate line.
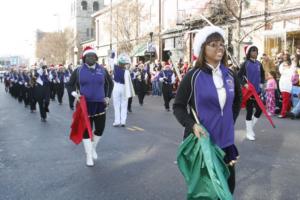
[131, 43, 156, 57]
[263, 30, 285, 38]
[131, 43, 147, 57]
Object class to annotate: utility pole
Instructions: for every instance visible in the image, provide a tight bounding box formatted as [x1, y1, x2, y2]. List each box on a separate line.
[159, 0, 162, 60]
[136, 0, 139, 46]
[264, 0, 269, 30]
[110, 0, 112, 51]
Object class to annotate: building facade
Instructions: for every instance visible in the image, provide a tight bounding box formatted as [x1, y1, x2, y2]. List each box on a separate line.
[69, 0, 105, 64]
[88, 0, 300, 66]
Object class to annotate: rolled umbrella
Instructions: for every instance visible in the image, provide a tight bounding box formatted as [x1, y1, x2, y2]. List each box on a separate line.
[242, 80, 276, 128]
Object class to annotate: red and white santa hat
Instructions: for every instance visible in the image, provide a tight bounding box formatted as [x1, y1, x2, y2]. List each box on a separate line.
[193, 26, 225, 58]
[244, 45, 257, 55]
[82, 46, 97, 57]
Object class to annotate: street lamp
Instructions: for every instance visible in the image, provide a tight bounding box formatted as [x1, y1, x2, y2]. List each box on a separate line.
[53, 13, 61, 32]
[149, 32, 153, 63]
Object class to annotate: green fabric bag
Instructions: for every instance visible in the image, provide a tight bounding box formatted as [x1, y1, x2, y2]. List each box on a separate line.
[177, 127, 233, 200]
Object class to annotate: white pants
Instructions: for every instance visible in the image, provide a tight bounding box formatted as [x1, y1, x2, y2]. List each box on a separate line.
[113, 82, 128, 124]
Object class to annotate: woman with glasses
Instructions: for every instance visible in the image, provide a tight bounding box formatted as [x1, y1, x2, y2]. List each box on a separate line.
[173, 26, 242, 194]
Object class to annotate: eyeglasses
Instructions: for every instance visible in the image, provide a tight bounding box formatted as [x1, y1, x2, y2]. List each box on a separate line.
[206, 42, 225, 49]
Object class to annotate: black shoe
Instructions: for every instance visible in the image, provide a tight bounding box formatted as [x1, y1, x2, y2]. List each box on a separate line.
[41, 118, 47, 122]
[70, 107, 74, 110]
[166, 108, 170, 112]
[121, 124, 125, 127]
[128, 108, 132, 113]
[287, 112, 295, 119]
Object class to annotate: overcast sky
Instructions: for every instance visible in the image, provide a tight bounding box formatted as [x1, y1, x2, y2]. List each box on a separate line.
[0, 0, 70, 58]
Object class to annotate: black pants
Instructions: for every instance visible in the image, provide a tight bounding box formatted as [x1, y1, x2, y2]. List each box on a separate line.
[137, 92, 146, 105]
[162, 83, 173, 109]
[246, 98, 262, 120]
[56, 84, 64, 104]
[66, 89, 75, 109]
[50, 82, 56, 100]
[34, 85, 50, 119]
[228, 165, 235, 194]
[28, 87, 36, 111]
[128, 97, 132, 111]
[37, 98, 49, 119]
[83, 114, 106, 138]
[23, 87, 30, 107]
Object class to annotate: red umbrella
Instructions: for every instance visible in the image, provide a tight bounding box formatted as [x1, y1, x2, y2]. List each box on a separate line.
[69, 96, 93, 144]
[242, 80, 276, 128]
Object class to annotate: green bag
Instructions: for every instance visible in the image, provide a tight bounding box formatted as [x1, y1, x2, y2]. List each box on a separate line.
[177, 128, 233, 200]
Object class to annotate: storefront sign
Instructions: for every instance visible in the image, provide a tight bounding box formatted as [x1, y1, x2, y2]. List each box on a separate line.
[164, 38, 174, 51]
[175, 37, 184, 49]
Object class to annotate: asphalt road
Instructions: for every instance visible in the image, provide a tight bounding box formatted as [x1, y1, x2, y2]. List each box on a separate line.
[0, 83, 300, 200]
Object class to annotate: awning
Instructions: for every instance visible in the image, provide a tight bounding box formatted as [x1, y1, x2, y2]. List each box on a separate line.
[263, 30, 285, 38]
[131, 43, 147, 57]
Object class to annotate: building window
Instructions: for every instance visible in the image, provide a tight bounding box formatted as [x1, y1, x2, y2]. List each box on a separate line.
[86, 28, 90, 37]
[93, 2, 99, 11]
[81, 1, 88, 10]
[91, 28, 94, 37]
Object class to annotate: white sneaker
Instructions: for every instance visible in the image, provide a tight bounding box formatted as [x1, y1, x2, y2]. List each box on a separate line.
[113, 122, 120, 127]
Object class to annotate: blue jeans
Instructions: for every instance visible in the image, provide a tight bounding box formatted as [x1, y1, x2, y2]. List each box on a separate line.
[291, 99, 300, 117]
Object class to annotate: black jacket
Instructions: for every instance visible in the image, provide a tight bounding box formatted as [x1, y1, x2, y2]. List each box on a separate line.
[238, 59, 265, 86]
[173, 65, 242, 138]
[66, 65, 113, 99]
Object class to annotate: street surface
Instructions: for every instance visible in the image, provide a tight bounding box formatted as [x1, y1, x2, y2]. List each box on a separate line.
[0, 83, 300, 200]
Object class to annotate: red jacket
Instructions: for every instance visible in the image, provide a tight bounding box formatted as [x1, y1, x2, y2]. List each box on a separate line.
[70, 96, 93, 144]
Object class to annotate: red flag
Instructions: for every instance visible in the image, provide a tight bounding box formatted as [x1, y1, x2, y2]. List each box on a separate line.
[69, 96, 93, 144]
[241, 81, 276, 128]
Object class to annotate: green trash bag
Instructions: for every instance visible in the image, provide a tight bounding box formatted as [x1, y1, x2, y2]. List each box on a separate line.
[177, 128, 233, 200]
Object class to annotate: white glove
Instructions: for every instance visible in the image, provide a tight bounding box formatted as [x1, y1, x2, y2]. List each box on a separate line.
[260, 83, 264, 89]
[71, 91, 81, 101]
[104, 97, 110, 106]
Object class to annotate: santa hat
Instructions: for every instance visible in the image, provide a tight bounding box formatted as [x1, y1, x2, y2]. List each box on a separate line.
[244, 45, 257, 55]
[82, 46, 97, 57]
[193, 26, 225, 58]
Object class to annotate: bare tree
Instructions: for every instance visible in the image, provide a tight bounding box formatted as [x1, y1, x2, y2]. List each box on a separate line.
[35, 29, 72, 65]
[223, 0, 287, 62]
[223, 0, 246, 63]
[106, 0, 147, 54]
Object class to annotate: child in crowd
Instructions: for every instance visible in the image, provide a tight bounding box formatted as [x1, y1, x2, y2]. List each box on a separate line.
[265, 71, 277, 116]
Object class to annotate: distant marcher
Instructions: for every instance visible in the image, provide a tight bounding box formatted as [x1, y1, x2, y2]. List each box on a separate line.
[238, 45, 265, 141]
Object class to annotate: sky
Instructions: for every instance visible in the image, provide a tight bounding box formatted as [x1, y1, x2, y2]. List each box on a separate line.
[0, 0, 70, 58]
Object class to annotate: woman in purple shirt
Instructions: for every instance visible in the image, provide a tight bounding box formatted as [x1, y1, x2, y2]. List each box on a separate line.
[68, 47, 113, 167]
[173, 26, 242, 194]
